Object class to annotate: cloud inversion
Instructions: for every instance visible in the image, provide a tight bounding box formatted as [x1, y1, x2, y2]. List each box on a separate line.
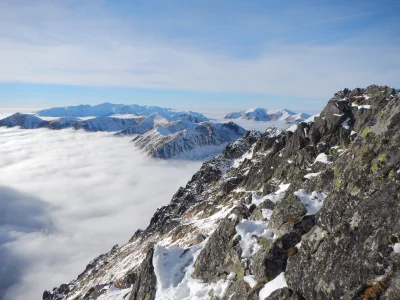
[0, 127, 201, 300]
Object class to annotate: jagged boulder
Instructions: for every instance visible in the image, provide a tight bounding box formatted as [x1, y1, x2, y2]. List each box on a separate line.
[252, 231, 302, 282]
[265, 287, 304, 300]
[269, 194, 307, 235]
[193, 206, 249, 282]
[221, 279, 249, 300]
[129, 247, 157, 300]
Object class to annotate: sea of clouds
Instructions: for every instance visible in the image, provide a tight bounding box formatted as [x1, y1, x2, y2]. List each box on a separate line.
[0, 127, 202, 300]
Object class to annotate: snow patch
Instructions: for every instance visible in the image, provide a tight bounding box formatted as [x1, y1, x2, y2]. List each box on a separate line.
[259, 273, 288, 300]
[97, 285, 131, 300]
[304, 172, 321, 179]
[235, 220, 270, 259]
[312, 153, 331, 165]
[394, 243, 400, 254]
[243, 275, 258, 288]
[352, 103, 371, 109]
[286, 123, 297, 132]
[294, 190, 327, 215]
[153, 243, 232, 300]
[265, 183, 290, 204]
[341, 118, 350, 130]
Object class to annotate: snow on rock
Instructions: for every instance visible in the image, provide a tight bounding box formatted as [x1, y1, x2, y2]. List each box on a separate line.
[235, 219, 270, 259]
[153, 243, 232, 300]
[341, 118, 350, 130]
[184, 205, 235, 235]
[243, 275, 258, 288]
[265, 183, 291, 204]
[304, 172, 321, 179]
[259, 272, 288, 300]
[295, 241, 302, 249]
[312, 153, 332, 165]
[231, 144, 255, 168]
[97, 285, 131, 300]
[153, 244, 200, 294]
[261, 209, 274, 220]
[294, 190, 327, 215]
[351, 103, 371, 109]
[302, 114, 320, 124]
[286, 123, 297, 132]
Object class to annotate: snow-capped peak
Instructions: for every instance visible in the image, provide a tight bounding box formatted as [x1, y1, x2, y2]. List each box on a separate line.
[224, 108, 310, 123]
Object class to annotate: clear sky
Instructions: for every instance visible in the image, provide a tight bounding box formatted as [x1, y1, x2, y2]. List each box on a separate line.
[0, 0, 399, 112]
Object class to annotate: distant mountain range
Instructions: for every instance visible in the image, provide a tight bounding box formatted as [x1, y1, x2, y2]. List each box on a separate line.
[0, 103, 246, 160]
[224, 108, 311, 123]
[37, 102, 208, 123]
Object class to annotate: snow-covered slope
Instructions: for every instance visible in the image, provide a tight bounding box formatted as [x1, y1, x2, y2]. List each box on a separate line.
[224, 108, 310, 123]
[0, 112, 48, 129]
[130, 121, 247, 159]
[38, 103, 208, 122]
[0, 113, 141, 132]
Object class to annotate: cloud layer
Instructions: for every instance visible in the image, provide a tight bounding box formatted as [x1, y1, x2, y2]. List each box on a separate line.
[0, 127, 201, 299]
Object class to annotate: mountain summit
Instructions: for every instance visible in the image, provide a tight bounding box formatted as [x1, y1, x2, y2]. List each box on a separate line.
[43, 85, 400, 299]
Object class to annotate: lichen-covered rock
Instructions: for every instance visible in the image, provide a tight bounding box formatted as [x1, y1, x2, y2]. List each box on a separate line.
[269, 194, 307, 234]
[285, 90, 400, 299]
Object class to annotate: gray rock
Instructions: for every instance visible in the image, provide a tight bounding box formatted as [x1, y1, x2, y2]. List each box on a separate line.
[265, 287, 304, 300]
[221, 279, 249, 300]
[252, 231, 302, 282]
[269, 194, 307, 234]
[129, 247, 157, 300]
[192, 216, 243, 282]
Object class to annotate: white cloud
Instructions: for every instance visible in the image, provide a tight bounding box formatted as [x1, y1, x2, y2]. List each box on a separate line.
[0, 126, 202, 300]
[0, 1, 399, 100]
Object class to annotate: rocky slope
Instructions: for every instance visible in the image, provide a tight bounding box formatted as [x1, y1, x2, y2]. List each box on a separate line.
[225, 108, 310, 123]
[130, 120, 246, 159]
[44, 85, 400, 300]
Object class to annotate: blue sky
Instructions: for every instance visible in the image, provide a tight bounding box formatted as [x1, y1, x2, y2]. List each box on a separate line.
[0, 0, 399, 112]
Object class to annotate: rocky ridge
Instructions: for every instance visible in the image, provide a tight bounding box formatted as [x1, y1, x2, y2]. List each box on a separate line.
[44, 85, 400, 300]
